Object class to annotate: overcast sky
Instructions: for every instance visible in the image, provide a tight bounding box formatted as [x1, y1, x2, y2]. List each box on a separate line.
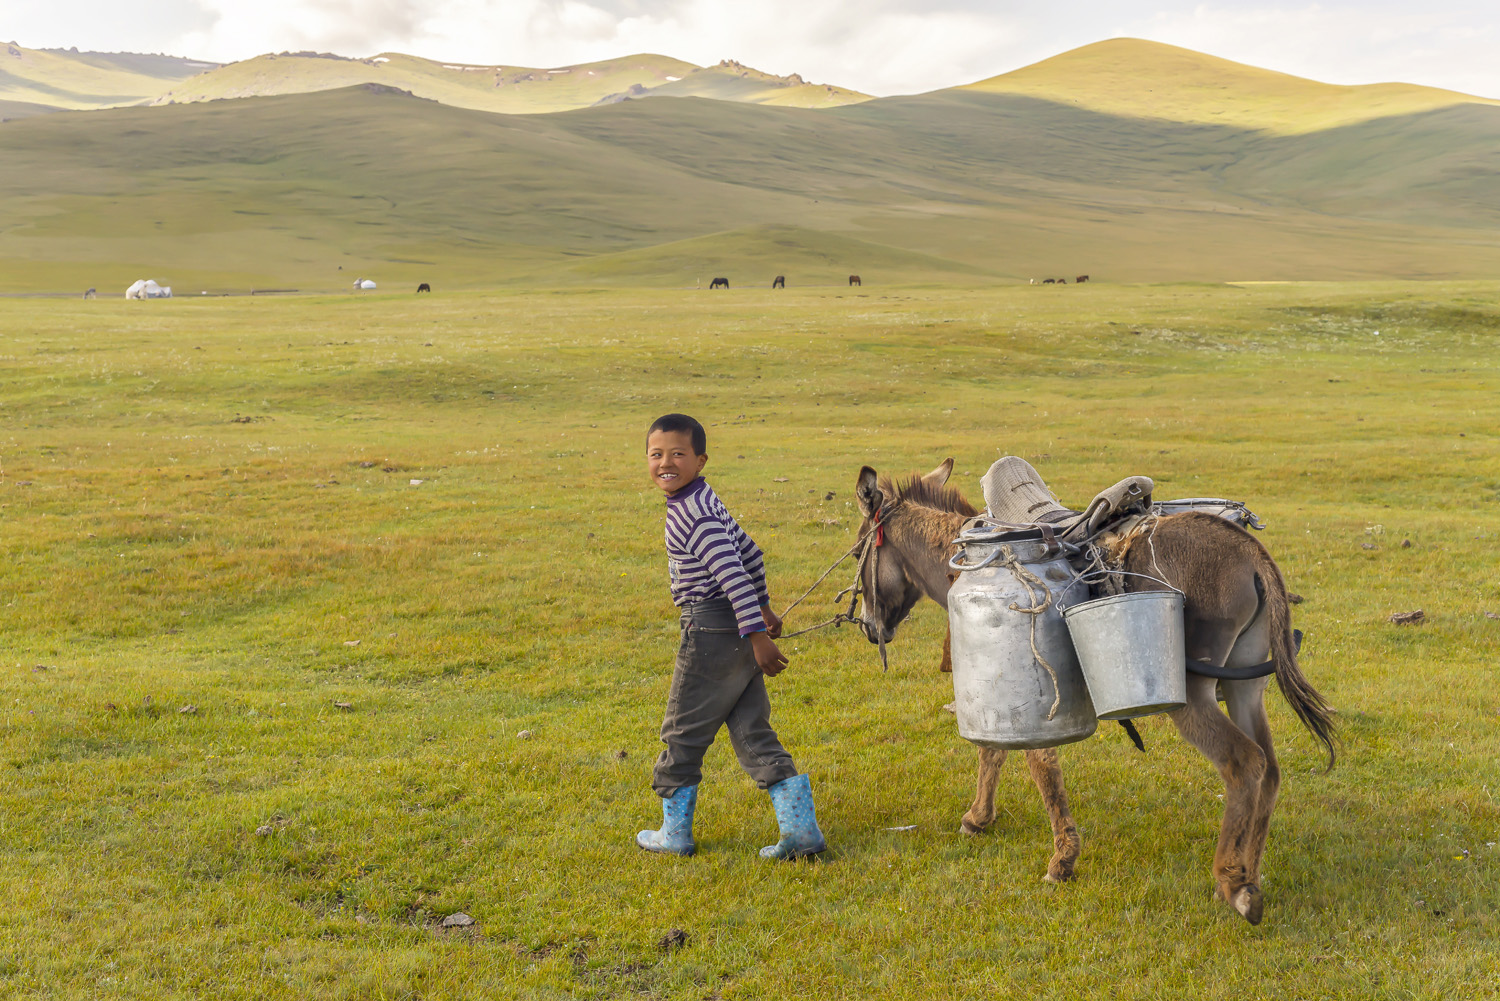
[6, 0, 1498, 98]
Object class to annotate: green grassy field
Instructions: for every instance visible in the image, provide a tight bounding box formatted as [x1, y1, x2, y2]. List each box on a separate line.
[2, 280, 1497, 999]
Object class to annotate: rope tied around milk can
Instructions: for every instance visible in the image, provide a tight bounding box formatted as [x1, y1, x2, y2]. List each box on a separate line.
[997, 543, 1064, 721]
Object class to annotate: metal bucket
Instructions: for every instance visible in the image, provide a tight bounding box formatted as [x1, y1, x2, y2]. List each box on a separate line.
[948, 526, 1098, 749]
[1061, 590, 1187, 720]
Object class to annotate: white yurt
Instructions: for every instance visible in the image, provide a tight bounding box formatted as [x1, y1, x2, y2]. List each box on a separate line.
[353, 278, 377, 290]
[124, 279, 172, 299]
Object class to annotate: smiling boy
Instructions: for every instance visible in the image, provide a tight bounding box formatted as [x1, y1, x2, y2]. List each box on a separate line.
[636, 413, 827, 860]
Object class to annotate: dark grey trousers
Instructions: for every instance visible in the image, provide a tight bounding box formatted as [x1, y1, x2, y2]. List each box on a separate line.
[651, 597, 798, 796]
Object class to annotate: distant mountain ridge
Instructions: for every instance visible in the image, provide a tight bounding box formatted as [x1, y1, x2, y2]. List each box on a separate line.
[0, 41, 869, 116]
[0, 41, 215, 114]
[154, 50, 870, 113]
[5, 36, 1496, 124]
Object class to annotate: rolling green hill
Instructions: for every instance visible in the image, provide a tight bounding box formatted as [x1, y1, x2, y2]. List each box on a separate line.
[0, 42, 216, 112]
[622, 60, 868, 108]
[3, 39, 1500, 292]
[2, 42, 868, 117]
[150, 51, 868, 114]
[962, 37, 1500, 133]
[152, 51, 699, 114]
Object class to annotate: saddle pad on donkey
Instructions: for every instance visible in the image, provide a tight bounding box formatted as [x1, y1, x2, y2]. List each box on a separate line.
[980, 456, 1073, 525]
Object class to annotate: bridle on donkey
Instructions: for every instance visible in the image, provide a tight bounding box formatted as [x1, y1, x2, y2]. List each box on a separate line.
[777, 497, 904, 671]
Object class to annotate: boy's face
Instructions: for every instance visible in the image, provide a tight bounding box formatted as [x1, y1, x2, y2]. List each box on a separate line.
[646, 430, 707, 496]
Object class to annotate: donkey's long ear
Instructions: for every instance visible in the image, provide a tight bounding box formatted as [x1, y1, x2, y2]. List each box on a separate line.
[923, 458, 954, 487]
[856, 466, 882, 517]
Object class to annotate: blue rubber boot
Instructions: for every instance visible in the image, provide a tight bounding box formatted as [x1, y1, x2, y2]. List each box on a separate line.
[760, 774, 827, 860]
[636, 785, 697, 856]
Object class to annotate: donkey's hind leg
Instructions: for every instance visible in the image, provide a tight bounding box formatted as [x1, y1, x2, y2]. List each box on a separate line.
[1024, 746, 1081, 882]
[1170, 671, 1269, 924]
[1223, 675, 1278, 888]
[960, 747, 1006, 834]
[1222, 602, 1280, 889]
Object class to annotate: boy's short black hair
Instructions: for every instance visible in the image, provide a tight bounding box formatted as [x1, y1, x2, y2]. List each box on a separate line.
[648, 413, 706, 455]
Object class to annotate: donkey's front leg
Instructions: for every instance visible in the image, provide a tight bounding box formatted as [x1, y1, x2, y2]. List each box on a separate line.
[1024, 747, 1081, 883]
[960, 747, 1006, 834]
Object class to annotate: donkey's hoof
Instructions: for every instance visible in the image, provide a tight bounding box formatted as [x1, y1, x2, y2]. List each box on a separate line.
[1042, 861, 1076, 883]
[1231, 885, 1263, 925]
[959, 818, 986, 836]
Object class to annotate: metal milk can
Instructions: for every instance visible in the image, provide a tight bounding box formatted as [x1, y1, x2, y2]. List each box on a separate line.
[947, 525, 1098, 749]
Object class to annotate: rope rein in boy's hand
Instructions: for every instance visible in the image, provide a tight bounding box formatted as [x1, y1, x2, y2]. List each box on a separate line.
[776, 499, 903, 641]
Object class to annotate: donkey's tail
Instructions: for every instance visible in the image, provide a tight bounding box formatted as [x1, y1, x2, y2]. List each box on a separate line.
[1257, 547, 1338, 769]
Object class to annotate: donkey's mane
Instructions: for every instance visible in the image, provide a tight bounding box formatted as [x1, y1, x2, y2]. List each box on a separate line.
[880, 473, 979, 517]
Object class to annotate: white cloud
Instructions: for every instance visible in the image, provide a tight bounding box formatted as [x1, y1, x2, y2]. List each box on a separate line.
[174, 0, 1020, 96]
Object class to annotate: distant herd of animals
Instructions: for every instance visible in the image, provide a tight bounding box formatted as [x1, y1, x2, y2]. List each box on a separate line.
[708, 275, 862, 289]
[90, 273, 1098, 298]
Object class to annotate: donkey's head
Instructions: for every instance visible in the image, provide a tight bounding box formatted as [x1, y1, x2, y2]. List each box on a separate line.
[854, 458, 966, 645]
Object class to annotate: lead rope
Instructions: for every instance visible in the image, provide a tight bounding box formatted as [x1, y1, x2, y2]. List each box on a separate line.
[998, 543, 1063, 720]
[872, 535, 889, 672]
[775, 500, 901, 658]
[775, 535, 866, 637]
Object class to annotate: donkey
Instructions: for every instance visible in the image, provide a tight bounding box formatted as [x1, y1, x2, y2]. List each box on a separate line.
[850, 460, 1084, 884]
[853, 460, 1336, 924]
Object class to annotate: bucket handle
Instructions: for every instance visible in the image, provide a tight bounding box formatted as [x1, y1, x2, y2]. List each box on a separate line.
[1056, 569, 1185, 612]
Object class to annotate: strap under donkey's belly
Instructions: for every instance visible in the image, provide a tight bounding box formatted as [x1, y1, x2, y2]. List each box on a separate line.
[1187, 630, 1304, 681]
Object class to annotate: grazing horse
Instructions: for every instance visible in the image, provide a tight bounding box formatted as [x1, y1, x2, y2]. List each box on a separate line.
[83, 288, 96, 299]
[1042, 278, 1055, 284]
[416, 282, 431, 293]
[773, 275, 785, 289]
[852, 460, 1336, 924]
[1057, 277, 1068, 284]
[848, 275, 862, 286]
[709, 277, 729, 289]
[1076, 275, 1090, 283]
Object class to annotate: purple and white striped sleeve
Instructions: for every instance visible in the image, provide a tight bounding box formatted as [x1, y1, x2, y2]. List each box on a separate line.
[740, 535, 769, 608]
[681, 516, 767, 636]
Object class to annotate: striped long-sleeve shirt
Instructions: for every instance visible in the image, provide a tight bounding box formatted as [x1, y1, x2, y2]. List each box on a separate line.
[664, 477, 769, 636]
